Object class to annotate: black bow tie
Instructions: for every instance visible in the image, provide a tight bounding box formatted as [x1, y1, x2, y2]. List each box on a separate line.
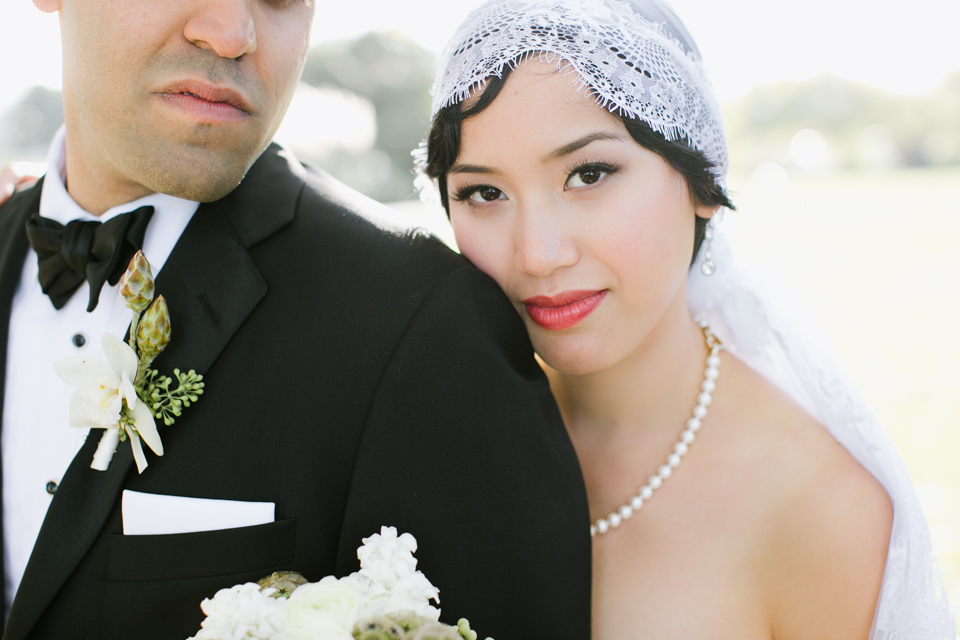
[24, 206, 154, 312]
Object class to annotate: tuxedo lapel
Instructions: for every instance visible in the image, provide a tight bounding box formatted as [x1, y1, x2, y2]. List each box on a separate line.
[0, 180, 43, 613]
[3, 146, 303, 640]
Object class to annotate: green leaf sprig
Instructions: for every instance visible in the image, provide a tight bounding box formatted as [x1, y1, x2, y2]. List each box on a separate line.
[140, 368, 205, 426]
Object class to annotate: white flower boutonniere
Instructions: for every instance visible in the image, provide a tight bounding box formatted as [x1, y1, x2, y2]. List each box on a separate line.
[54, 251, 204, 473]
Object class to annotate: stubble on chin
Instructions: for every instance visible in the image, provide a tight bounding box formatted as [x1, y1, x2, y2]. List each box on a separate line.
[125, 131, 262, 203]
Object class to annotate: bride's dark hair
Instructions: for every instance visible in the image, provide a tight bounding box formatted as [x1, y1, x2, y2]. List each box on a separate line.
[422, 63, 735, 267]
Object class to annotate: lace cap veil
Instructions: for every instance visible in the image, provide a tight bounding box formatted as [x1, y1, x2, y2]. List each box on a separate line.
[422, 0, 954, 636]
[430, 0, 727, 174]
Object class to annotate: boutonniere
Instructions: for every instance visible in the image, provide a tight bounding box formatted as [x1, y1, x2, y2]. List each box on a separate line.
[54, 251, 204, 474]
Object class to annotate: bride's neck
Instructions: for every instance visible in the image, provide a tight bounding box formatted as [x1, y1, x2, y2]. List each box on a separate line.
[545, 296, 708, 442]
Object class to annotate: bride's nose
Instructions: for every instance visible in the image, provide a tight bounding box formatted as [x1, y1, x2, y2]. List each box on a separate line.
[513, 204, 579, 277]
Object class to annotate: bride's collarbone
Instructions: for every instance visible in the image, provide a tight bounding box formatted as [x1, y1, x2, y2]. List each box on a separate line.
[585, 353, 891, 640]
[581, 353, 812, 531]
[585, 363, 781, 638]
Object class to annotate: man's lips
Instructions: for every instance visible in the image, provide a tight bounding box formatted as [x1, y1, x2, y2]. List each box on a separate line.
[522, 290, 607, 331]
[156, 80, 251, 122]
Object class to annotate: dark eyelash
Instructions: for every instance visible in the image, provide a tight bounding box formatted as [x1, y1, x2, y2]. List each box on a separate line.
[565, 159, 623, 180]
[264, 0, 311, 7]
[450, 160, 620, 202]
[450, 184, 490, 203]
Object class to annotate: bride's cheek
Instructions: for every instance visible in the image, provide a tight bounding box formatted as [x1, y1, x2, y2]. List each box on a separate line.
[600, 216, 687, 312]
[452, 219, 508, 283]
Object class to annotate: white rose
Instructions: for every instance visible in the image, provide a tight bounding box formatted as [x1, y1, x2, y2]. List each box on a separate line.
[189, 582, 283, 640]
[274, 576, 362, 640]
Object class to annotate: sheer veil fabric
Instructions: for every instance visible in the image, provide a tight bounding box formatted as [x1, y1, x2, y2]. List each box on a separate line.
[689, 228, 954, 638]
[421, 0, 955, 635]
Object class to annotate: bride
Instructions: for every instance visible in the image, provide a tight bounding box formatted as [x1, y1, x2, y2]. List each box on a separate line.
[416, 0, 953, 637]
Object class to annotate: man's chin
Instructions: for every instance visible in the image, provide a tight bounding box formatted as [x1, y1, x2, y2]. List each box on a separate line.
[164, 176, 244, 203]
[133, 144, 263, 202]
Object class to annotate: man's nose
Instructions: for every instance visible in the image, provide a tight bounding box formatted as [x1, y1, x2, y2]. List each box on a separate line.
[514, 204, 579, 277]
[183, 0, 258, 59]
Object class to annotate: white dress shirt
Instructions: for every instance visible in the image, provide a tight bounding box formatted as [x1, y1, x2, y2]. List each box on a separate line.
[2, 126, 198, 609]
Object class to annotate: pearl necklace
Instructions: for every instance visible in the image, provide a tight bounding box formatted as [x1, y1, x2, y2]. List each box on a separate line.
[590, 320, 722, 537]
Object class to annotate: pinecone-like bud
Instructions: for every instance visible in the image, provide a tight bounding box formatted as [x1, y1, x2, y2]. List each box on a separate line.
[136, 295, 171, 363]
[353, 616, 407, 640]
[119, 251, 155, 312]
[385, 612, 432, 633]
[257, 571, 308, 599]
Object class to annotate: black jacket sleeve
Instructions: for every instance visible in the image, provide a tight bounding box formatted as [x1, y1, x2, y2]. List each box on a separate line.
[336, 266, 592, 639]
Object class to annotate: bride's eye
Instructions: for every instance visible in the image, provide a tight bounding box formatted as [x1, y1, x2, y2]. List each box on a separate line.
[565, 163, 620, 189]
[453, 185, 506, 204]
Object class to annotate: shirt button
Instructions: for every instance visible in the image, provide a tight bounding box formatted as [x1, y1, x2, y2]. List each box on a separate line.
[46, 481, 58, 495]
[71, 333, 86, 348]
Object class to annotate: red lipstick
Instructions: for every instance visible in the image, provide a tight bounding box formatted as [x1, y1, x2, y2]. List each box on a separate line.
[523, 290, 607, 331]
[157, 80, 251, 122]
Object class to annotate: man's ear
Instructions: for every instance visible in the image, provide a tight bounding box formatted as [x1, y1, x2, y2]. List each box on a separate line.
[33, 0, 62, 13]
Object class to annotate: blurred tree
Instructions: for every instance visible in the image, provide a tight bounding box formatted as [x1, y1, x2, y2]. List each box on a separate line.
[724, 73, 960, 173]
[4, 57, 958, 190]
[300, 31, 436, 202]
[916, 72, 960, 166]
[0, 86, 64, 163]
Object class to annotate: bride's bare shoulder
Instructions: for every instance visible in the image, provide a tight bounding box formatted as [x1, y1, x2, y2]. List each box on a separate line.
[717, 352, 892, 639]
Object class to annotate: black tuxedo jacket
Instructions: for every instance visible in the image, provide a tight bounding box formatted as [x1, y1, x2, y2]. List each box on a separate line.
[0, 145, 591, 639]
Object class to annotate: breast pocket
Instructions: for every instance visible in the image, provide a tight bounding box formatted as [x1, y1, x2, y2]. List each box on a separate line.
[105, 518, 296, 582]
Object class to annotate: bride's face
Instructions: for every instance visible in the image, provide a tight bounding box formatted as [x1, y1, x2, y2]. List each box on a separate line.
[448, 61, 714, 374]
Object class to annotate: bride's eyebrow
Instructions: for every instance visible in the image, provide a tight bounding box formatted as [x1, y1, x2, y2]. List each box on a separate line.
[543, 131, 625, 163]
[449, 131, 624, 175]
[450, 163, 495, 175]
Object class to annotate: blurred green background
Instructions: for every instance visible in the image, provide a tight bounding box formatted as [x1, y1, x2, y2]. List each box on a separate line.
[726, 167, 960, 615]
[1, 28, 958, 624]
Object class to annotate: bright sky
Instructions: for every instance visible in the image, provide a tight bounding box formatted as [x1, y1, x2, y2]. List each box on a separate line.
[1, 0, 959, 110]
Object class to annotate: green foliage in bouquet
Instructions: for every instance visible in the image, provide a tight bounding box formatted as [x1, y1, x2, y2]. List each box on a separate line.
[353, 615, 484, 640]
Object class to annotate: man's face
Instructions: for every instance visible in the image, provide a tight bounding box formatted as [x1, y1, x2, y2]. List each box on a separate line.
[56, 0, 314, 202]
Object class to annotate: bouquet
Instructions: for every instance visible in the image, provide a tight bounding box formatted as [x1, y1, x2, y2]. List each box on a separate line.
[188, 527, 491, 640]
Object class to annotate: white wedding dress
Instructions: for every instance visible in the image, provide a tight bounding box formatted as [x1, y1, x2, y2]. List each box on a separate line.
[688, 227, 955, 638]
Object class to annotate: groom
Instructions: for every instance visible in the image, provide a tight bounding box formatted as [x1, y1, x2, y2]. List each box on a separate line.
[0, 1, 591, 638]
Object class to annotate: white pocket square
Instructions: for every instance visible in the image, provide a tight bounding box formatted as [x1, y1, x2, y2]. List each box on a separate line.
[121, 490, 275, 536]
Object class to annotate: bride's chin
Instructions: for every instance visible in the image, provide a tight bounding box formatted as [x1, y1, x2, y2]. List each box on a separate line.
[532, 337, 615, 376]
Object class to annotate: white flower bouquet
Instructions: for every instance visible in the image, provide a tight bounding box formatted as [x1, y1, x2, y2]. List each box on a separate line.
[188, 527, 491, 640]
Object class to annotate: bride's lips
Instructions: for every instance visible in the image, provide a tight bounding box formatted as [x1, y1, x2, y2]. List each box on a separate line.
[522, 290, 607, 331]
[156, 80, 251, 123]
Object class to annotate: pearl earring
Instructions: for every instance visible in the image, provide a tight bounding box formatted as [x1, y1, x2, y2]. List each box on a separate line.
[700, 220, 717, 276]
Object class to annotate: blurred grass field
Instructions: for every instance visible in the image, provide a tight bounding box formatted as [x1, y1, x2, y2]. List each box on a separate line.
[394, 165, 960, 622]
[726, 166, 960, 618]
